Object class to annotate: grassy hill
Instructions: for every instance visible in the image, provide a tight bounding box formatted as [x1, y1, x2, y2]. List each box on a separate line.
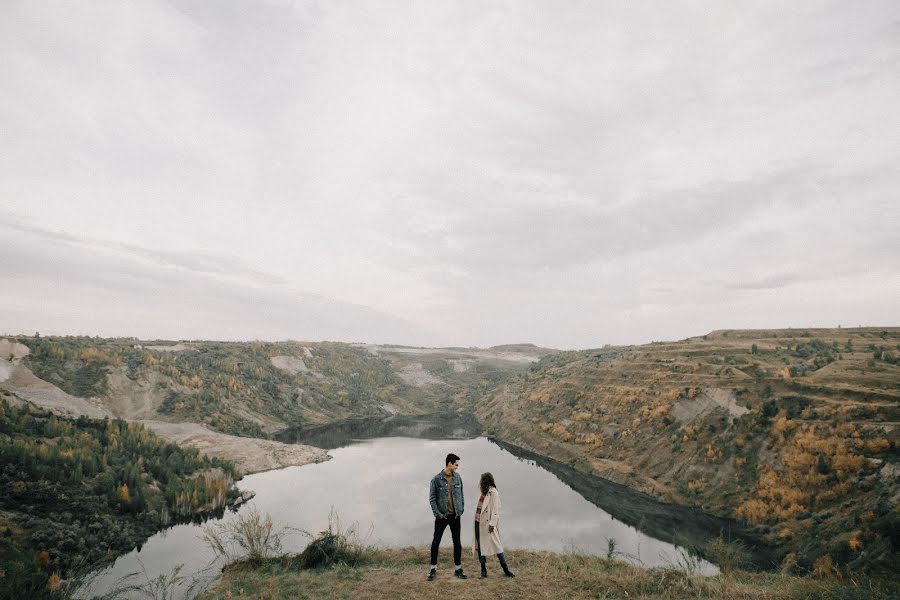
[477, 328, 900, 576]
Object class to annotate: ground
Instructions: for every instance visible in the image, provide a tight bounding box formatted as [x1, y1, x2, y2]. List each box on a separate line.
[199, 547, 899, 600]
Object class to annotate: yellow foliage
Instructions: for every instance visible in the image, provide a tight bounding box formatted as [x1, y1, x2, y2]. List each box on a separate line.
[681, 425, 698, 442]
[78, 347, 121, 365]
[647, 401, 672, 421]
[686, 479, 705, 492]
[575, 433, 605, 450]
[705, 444, 723, 463]
[117, 483, 130, 502]
[813, 555, 836, 578]
[571, 410, 593, 422]
[848, 533, 863, 551]
[736, 499, 769, 523]
[831, 453, 865, 479]
[770, 417, 797, 440]
[864, 438, 891, 453]
[47, 573, 61, 591]
[540, 422, 574, 442]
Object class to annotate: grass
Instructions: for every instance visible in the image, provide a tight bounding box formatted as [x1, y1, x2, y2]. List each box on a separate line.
[198, 547, 900, 600]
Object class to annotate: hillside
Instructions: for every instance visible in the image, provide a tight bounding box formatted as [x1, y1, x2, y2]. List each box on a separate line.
[477, 328, 900, 575]
[0, 336, 552, 472]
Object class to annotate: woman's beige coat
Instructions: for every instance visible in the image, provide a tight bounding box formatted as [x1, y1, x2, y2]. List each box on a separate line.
[472, 487, 504, 557]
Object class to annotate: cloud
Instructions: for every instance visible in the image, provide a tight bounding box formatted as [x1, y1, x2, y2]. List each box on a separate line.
[0, 216, 432, 344]
[0, 1, 898, 347]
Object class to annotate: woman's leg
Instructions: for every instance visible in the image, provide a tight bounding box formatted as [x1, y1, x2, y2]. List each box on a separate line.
[475, 523, 487, 577]
[497, 552, 514, 577]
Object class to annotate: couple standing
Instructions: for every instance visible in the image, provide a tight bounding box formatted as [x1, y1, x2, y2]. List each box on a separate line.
[427, 452, 515, 580]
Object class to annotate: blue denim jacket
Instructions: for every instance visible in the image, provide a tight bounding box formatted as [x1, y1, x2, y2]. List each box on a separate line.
[429, 471, 464, 518]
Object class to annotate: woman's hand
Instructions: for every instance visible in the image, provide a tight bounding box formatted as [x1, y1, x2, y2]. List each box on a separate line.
[488, 525, 495, 533]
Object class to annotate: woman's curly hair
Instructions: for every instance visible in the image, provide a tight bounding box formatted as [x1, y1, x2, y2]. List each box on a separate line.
[479, 472, 497, 495]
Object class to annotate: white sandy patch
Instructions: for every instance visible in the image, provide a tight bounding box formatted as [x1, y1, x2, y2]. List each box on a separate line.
[397, 363, 445, 387]
[145, 343, 195, 352]
[671, 387, 749, 425]
[141, 420, 330, 475]
[448, 359, 475, 373]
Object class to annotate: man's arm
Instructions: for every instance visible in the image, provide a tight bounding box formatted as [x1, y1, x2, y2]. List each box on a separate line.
[429, 477, 441, 518]
[459, 475, 464, 515]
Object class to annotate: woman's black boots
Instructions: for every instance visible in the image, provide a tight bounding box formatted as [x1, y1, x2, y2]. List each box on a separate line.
[480, 558, 487, 578]
[498, 553, 515, 578]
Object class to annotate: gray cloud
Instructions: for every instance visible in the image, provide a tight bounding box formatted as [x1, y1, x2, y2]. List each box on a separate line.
[1, 1, 898, 348]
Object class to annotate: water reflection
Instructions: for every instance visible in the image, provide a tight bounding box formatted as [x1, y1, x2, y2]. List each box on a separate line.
[275, 412, 482, 449]
[488, 438, 778, 569]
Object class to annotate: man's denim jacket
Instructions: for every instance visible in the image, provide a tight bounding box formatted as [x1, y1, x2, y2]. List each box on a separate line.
[429, 471, 464, 518]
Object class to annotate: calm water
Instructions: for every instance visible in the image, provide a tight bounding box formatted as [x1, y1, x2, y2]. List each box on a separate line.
[85, 417, 733, 597]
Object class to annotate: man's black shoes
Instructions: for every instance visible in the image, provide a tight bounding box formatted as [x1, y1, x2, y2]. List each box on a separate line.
[427, 569, 436, 581]
[455, 568, 468, 579]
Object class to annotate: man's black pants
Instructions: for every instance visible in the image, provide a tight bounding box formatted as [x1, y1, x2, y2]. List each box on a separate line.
[430, 514, 462, 566]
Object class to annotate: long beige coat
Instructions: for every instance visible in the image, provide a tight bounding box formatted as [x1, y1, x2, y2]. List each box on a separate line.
[472, 487, 504, 557]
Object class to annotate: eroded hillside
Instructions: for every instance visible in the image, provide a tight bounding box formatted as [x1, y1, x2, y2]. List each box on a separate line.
[477, 328, 900, 574]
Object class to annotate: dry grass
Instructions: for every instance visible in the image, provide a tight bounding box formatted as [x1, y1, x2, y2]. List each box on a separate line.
[199, 547, 898, 600]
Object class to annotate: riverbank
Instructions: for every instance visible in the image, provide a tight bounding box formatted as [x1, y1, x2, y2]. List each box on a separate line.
[199, 547, 899, 600]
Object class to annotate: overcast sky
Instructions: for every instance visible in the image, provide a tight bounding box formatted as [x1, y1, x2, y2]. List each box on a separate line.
[1, 1, 898, 348]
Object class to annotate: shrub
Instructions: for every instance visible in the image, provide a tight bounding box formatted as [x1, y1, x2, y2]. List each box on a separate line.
[296, 510, 369, 570]
[706, 536, 748, 574]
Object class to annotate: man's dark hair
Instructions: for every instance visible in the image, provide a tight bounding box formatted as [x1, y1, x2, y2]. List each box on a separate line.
[445, 453, 460, 466]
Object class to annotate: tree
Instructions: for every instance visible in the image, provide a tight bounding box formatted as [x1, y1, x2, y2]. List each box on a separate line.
[117, 483, 130, 503]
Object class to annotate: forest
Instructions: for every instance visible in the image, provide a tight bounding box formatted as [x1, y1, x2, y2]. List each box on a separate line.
[0, 398, 240, 597]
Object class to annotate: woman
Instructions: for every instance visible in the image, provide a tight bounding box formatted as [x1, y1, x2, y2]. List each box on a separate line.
[472, 472, 514, 578]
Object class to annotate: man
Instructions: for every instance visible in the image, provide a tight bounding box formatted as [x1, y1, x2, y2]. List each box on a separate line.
[427, 452, 467, 580]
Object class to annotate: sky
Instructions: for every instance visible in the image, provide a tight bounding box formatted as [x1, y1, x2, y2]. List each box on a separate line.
[1, 1, 898, 349]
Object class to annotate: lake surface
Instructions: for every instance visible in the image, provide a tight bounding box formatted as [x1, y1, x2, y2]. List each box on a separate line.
[86, 415, 736, 597]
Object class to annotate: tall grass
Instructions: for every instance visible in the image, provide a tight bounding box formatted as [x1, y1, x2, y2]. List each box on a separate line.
[202, 507, 292, 566]
[706, 536, 749, 575]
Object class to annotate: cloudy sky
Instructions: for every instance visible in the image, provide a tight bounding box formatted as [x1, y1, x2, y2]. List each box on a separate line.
[1, 1, 898, 348]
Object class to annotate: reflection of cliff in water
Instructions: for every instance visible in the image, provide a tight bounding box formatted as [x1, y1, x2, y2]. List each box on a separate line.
[276, 413, 483, 449]
[489, 438, 781, 570]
